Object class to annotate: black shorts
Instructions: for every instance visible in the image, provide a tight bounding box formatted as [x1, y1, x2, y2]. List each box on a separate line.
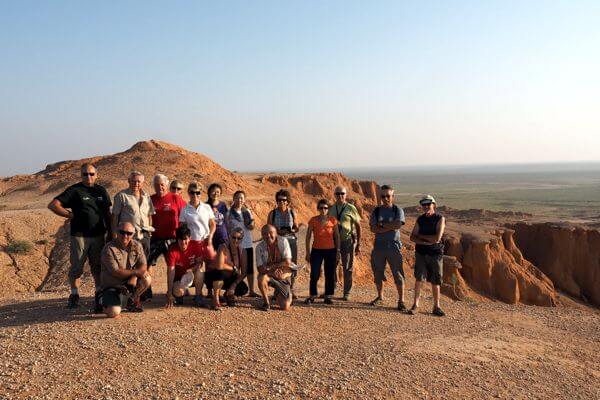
[100, 287, 126, 307]
[414, 253, 443, 285]
[205, 269, 239, 290]
[148, 238, 174, 266]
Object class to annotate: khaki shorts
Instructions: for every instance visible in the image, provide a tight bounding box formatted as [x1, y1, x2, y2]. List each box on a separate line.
[69, 235, 105, 280]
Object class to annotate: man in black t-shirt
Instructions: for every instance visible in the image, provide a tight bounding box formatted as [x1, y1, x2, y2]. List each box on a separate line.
[48, 163, 112, 311]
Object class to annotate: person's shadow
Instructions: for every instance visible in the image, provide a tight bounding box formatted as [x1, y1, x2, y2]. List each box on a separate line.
[0, 296, 101, 328]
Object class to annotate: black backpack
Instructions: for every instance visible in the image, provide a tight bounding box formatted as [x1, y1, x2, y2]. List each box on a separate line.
[374, 204, 401, 222]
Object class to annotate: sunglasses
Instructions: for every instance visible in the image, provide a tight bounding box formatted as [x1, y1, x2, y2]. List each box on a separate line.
[118, 230, 135, 236]
[381, 195, 392, 199]
[189, 191, 202, 195]
[335, 192, 346, 196]
[421, 202, 433, 207]
[82, 172, 96, 177]
[231, 236, 243, 241]
[172, 187, 183, 191]
[318, 206, 329, 210]
[276, 198, 288, 202]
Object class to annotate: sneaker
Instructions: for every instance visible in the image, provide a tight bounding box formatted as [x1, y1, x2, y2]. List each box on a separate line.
[194, 295, 206, 308]
[341, 294, 349, 301]
[370, 297, 383, 306]
[67, 294, 80, 309]
[407, 304, 418, 315]
[324, 297, 333, 305]
[260, 301, 270, 312]
[126, 297, 143, 313]
[247, 292, 260, 298]
[175, 296, 184, 306]
[397, 301, 408, 312]
[140, 286, 153, 302]
[93, 292, 103, 314]
[432, 306, 446, 317]
[225, 295, 236, 307]
[304, 297, 315, 305]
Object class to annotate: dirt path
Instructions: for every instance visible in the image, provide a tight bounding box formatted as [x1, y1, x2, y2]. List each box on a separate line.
[1, 281, 598, 400]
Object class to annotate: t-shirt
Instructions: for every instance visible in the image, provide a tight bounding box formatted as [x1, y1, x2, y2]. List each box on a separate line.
[54, 183, 112, 237]
[179, 203, 215, 241]
[308, 216, 338, 250]
[100, 240, 146, 289]
[415, 213, 445, 256]
[256, 236, 292, 267]
[369, 205, 405, 250]
[112, 189, 155, 239]
[207, 201, 228, 248]
[165, 241, 203, 280]
[151, 192, 187, 239]
[226, 207, 254, 249]
[328, 202, 361, 242]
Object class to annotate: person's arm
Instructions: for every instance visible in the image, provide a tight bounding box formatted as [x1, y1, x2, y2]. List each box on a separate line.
[354, 220, 362, 253]
[245, 209, 255, 231]
[48, 199, 73, 219]
[333, 222, 341, 263]
[305, 223, 313, 263]
[111, 194, 122, 239]
[207, 218, 216, 245]
[409, 222, 430, 245]
[228, 246, 246, 295]
[166, 265, 176, 308]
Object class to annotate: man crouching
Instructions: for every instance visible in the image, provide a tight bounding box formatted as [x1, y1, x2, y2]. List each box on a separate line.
[99, 222, 151, 317]
[256, 224, 293, 311]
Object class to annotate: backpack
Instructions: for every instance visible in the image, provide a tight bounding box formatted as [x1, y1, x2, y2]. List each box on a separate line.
[374, 204, 400, 222]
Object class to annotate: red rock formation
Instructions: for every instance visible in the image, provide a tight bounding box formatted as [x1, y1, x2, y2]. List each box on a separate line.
[510, 222, 600, 306]
[444, 229, 557, 306]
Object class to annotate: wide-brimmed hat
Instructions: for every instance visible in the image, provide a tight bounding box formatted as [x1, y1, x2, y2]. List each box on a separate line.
[419, 194, 436, 205]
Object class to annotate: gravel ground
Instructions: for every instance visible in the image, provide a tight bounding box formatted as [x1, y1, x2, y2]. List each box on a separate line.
[0, 279, 599, 400]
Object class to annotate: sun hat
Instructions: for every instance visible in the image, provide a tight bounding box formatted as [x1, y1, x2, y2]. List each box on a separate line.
[419, 194, 436, 205]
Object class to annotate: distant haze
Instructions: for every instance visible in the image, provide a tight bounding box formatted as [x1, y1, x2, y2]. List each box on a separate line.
[1, 1, 599, 176]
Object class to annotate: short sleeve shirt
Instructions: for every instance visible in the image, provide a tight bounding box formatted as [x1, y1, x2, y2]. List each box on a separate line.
[112, 189, 155, 239]
[54, 183, 112, 237]
[165, 241, 202, 280]
[369, 206, 405, 250]
[151, 192, 187, 239]
[100, 240, 146, 289]
[308, 216, 338, 249]
[207, 201, 228, 248]
[179, 203, 215, 241]
[256, 236, 292, 267]
[328, 202, 361, 241]
[226, 208, 254, 249]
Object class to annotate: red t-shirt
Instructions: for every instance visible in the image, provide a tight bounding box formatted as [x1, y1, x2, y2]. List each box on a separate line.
[166, 241, 203, 280]
[308, 216, 338, 249]
[151, 192, 187, 239]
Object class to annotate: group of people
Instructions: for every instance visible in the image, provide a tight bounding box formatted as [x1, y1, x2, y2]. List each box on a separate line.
[48, 163, 446, 318]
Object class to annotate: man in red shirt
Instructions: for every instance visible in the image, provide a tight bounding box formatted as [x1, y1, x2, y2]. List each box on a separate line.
[147, 174, 187, 299]
[165, 225, 216, 308]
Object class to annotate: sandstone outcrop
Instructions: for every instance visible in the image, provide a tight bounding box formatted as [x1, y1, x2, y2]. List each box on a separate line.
[510, 222, 600, 306]
[443, 229, 557, 306]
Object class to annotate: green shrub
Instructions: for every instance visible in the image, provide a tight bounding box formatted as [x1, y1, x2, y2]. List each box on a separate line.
[6, 239, 34, 255]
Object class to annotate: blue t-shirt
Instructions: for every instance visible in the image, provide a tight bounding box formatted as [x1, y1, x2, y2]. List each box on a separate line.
[369, 205, 405, 250]
[207, 201, 228, 248]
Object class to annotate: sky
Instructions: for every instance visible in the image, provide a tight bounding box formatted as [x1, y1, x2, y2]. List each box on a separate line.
[1, 0, 599, 176]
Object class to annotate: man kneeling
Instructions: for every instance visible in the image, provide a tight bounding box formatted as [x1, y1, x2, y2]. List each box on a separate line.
[100, 222, 151, 318]
[256, 224, 293, 311]
[165, 225, 215, 308]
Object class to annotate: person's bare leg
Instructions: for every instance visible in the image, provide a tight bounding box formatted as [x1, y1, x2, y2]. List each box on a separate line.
[173, 283, 185, 298]
[247, 273, 257, 295]
[134, 276, 151, 298]
[212, 281, 223, 308]
[105, 306, 121, 318]
[395, 281, 404, 303]
[276, 293, 292, 311]
[257, 274, 270, 306]
[70, 277, 81, 291]
[193, 268, 205, 298]
[412, 281, 423, 308]
[375, 280, 384, 299]
[432, 284, 441, 309]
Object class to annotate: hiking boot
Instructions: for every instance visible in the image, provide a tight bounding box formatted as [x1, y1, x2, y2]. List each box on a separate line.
[175, 296, 184, 306]
[397, 301, 408, 312]
[126, 296, 144, 313]
[407, 304, 418, 315]
[432, 306, 446, 317]
[370, 296, 383, 306]
[67, 294, 80, 309]
[324, 297, 333, 305]
[194, 295, 206, 308]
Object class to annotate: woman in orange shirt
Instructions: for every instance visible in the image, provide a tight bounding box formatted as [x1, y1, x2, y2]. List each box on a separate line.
[305, 199, 340, 304]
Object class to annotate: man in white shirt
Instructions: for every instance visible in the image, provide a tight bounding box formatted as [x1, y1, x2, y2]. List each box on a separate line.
[256, 224, 293, 312]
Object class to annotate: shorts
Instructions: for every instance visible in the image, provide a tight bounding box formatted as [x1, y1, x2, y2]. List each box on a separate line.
[370, 247, 405, 285]
[99, 287, 126, 308]
[191, 240, 217, 262]
[69, 235, 105, 280]
[244, 247, 255, 276]
[148, 238, 174, 266]
[174, 270, 195, 289]
[205, 269, 238, 291]
[414, 253, 443, 285]
[268, 277, 292, 301]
